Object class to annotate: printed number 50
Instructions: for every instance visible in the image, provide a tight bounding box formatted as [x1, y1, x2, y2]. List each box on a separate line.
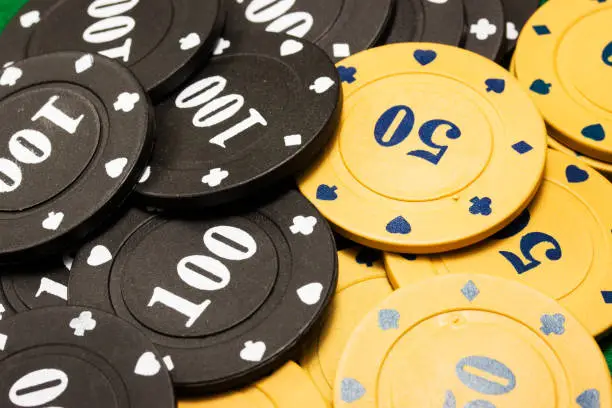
[374, 105, 461, 165]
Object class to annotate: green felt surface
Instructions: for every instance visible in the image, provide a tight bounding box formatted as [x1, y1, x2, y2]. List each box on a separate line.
[0, 0, 26, 30]
[1, 0, 612, 377]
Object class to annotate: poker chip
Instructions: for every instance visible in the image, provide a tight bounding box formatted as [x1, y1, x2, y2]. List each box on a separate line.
[500, 0, 540, 60]
[0, 306, 175, 408]
[300, 247, 393, 402]
[548, 131, 612, 180]
[385, 149, 612, 337]
[68, 189, 338, 392]
[0, 52, 153, 261]
[179, 361, 327, 408]
[381, 0, 464, 47]
[298, 43, 547, 253]
[462, 0, 505, 61]
[136, 31, 341, 209]
[334, 274, 612, 407]
[0, 254, 72, 319]
[224, 0, 393, 61]
[514, 0, 612, 162]
[0, 0, 224, 101]
[1, 0, 612, 399]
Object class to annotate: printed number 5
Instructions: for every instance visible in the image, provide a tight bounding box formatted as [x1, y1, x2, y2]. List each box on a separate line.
[500, 232, 562, 275]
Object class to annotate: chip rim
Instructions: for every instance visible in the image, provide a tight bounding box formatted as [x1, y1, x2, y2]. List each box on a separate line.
[300, 247, 392, 402]
[381, 0, 465, 46]
[461, 0, 506, 61]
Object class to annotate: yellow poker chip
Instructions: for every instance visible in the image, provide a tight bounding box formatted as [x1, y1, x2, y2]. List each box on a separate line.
[300, 247, 393, 402]
[334, 274, 612, 408]
[384, 149, 612, 337]
[179, 361, 328, 408]
[514, 0, 612, 162]
[298, 43, 546, 253]
[548, 129, 612, 180]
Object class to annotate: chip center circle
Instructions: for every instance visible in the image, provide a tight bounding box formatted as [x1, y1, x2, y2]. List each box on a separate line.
[118, 217, 279, 338]
[557, 9, 612, 115]
[0, 348, 121, 408]
[149, 54, 299, 175]
[0, 84, 100, 211]
[27, 0, 173, 67]
[339, 75, 493, 201]
[382, 311, 559, 407]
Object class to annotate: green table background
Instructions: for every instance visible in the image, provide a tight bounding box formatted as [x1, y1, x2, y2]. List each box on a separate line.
[0, 0, 26, 29]
[1, 0, 612, 375]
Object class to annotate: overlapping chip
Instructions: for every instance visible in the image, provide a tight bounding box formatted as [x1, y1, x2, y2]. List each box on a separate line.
[0, 1, 610, 407]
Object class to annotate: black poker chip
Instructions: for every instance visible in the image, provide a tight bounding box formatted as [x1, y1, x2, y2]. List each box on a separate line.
[68, 189, 338, 392]
[0, 52, 154, 262]
[0, 0, 224, 102]
[461, 0, 506, 61]
[0, 255, 72, 320]
[381, 0, 465, 46]
[500, 0, 540, 59]
[0, 306, 175, 408]
[136, 31, 341, 209]
[223, 0, 393, 61]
